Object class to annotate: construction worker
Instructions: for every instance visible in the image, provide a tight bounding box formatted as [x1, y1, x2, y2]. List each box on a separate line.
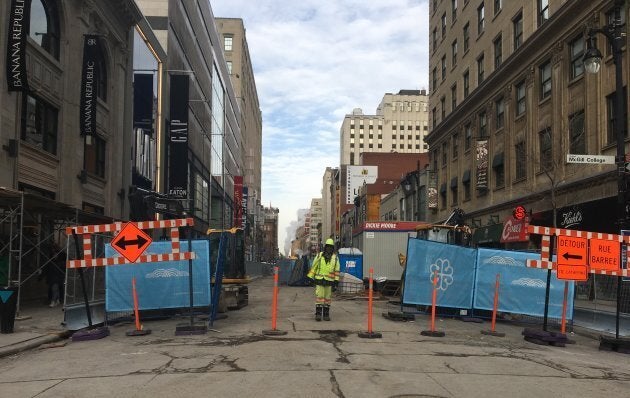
[307, 238, 340, 321]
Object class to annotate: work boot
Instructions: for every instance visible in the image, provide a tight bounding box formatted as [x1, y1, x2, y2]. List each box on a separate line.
[323, 306, 330, 321]
[315, 306, 322, 321]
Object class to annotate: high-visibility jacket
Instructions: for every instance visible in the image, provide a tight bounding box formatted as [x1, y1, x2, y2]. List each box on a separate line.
[307, 252, 340, 283]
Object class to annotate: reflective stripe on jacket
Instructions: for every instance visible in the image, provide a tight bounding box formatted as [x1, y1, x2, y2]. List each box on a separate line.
[307, 252, 340, 281]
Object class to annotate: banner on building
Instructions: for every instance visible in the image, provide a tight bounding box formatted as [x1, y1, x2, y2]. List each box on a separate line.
[168, 74, 189, 199]
[80, 35, 100, 137]
[242, 186, 249, 231]
[345, 165, 378, 204]
[427, 171, 438, 209]
[234, 176, 243, 228]
[5, 0, 31, 91]
[476, 140, 489, 189]
[133, 73, 154, 132]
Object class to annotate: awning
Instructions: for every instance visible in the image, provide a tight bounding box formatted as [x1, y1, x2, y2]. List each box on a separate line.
[462, 169, 471, 183]
[450, 177, 458, 188]
[472, 223, 504, 244]
[440, 183, 447, 194]
[492, 152, 504, 168]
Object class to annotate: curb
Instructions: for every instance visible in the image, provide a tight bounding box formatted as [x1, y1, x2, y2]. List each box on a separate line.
[0, 331, 69, 358]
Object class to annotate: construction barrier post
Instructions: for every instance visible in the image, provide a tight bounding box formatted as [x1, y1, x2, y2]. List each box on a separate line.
[359, 267, 382, 339]
[263, 266, 287, 336]
[481, 274, 505, 337]
[421, 270, 445, 337]
[127, 277, 151, 336]
[561, 281, 568, 335]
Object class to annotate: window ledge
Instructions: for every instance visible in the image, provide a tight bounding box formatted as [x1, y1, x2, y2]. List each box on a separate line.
[568, 73, 584, 88]
[514, 113, 526, 122]
[538, 95, 551, 106]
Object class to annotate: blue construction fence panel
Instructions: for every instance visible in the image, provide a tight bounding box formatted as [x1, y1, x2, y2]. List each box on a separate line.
[338, 254, 363, 279]
[277, 259, 295, 284]
[105, 240, 211, 312]
[474, 248, 574, 319]
[402, 238, 575, 319]
[403, 238, 477, 309]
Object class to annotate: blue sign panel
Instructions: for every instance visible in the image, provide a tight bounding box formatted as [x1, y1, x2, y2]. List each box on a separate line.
[474, 248, 574, 319]
[105, 240, 210, 312]
[339, 254, 363, 279]
[403, 238, 477, 309]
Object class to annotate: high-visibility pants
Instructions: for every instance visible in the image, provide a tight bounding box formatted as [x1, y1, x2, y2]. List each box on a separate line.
[315, 285, 332, 307]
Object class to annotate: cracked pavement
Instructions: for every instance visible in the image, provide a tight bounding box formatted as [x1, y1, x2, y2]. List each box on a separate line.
[1, 277, 629, 397]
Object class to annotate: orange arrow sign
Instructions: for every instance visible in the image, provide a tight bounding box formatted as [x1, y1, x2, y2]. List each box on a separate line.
[111, 223, 152, 262]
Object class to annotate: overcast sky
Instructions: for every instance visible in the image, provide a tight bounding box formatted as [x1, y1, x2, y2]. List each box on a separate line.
[210, 0, 430, 255]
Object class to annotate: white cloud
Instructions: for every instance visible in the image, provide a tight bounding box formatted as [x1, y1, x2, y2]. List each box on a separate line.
[211, 0, 429, 255]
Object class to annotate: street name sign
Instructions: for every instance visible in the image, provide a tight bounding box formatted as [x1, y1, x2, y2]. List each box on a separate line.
[557, 236, 587, 266]
[566, 154, 615, 164]
[111, 222, 152, 262]
[557, 264, 588, 281]
[589, 238, 620, 271]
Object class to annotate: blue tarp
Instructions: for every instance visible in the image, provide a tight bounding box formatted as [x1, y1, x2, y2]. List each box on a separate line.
[105, 240, 210, 312]
[403, 238, 477, 309]
[474, 248, 574, 319]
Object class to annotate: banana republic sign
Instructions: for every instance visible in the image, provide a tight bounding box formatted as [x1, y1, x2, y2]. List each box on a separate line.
[5, 0, 31, 91]
[80, 35, 100, 137]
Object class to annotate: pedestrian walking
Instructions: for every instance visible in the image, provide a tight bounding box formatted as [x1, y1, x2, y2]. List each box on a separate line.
[307, 238, 340, 321]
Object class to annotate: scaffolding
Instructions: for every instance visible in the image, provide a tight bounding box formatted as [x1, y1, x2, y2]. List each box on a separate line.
[0, 187, 111, 317]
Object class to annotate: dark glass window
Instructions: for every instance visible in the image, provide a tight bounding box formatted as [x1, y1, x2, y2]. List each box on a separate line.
[538, 0, 549, 27]
[478, 111, 487, 138]
[84, 134, 106, 178]
[22, 94, 58, 154]
[451, 84, 457, 110]
[463, 23, 470, 52]
[540, 60, 552, 99]
[539, 129, 553, 170]
[494, 35, 502, 69]
[452, 133, 459, 158]
[464, 123, 472, 151]
[29, 0, 60, 59]
[495, 97, 504, 129]
[570, 35, 584, 79]
[463, 70, 470, 97]
[477, 53, 484, 83]
[513, 12, 523, 50]
[569, 110, 585, 154]
[477, 3, 485, 35]
[516, 81, 526, 116]
[515, 141, 526, 180]
[452, 39, 458, 65]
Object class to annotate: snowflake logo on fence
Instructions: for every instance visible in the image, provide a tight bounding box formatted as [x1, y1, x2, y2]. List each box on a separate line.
[429, 258, 454, 291]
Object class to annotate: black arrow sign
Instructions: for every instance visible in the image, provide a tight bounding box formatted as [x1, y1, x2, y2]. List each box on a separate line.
[115, 235, 148, 250]
[562, 252, 583, 261]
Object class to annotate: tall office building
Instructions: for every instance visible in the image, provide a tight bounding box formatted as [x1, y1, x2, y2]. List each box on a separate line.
[339, 90, 429, 166]
[216, 18, 263, 259]
[137, 0, 243, 232]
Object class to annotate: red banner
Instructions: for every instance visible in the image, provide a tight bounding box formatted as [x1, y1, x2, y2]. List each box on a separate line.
[233, 176, 243, 228]
[500, 216, 529, 243]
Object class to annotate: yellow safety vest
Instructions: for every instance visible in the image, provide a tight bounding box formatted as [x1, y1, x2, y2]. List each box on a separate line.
[307, 253, 340, 282]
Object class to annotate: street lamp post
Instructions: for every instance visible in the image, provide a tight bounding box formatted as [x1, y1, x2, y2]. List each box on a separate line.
[583, 0, 628, 348]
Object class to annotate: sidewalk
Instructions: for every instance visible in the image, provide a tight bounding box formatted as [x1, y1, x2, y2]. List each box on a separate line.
[0, 300, 68, 358]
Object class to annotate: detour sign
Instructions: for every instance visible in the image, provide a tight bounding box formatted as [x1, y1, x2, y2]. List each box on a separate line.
[557, 236, 587, 266]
